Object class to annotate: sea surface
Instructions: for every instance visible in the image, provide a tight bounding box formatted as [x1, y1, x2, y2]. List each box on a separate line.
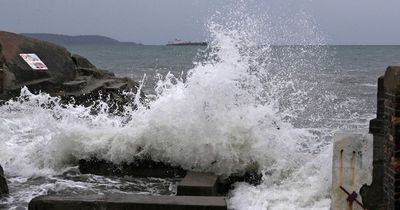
[1, 7, 400, 209]
[0, 44, 399, 210]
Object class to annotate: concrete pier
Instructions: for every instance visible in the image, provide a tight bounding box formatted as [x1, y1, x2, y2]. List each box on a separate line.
[28, 194, 227, 210]
[28, 170, 229, 210]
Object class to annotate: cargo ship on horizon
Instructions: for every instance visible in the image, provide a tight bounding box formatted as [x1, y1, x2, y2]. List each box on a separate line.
[166, 39, 208, 46]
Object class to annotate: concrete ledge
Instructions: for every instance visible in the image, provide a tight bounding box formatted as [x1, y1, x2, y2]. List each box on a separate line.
[28, 194, 227, 210]
[78, 157, 262, 195]
[177, 172, 218, 196]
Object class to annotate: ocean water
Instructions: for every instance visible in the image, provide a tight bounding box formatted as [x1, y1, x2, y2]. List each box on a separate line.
[1, 3, 400, 210]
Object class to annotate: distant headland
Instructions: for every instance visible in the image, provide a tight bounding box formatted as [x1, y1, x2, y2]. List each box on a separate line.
[20, 33, 142, 46]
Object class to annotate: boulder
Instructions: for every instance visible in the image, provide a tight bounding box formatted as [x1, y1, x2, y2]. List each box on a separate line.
[0, 31, 75, 87]
[0, 164, 8, 196]
[71, 54, 97, 70]
[0, 31, 143, 108]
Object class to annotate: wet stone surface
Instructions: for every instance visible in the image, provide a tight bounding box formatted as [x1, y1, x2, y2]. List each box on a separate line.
[0, 31, 143, 109]
[0, 164, 8, 197]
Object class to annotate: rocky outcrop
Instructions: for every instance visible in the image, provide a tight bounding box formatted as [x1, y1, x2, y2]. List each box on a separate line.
[79, 158, 187, 178]
[78, 157, 262, 195]
[0, 164, 8, 196]
[0, 31, 143, 108]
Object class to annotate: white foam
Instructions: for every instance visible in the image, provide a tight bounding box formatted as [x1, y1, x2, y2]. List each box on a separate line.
[0, 1, 350, 209]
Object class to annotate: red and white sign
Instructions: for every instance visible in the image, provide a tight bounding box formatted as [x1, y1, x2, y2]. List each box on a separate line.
[19, 53, 48, 70]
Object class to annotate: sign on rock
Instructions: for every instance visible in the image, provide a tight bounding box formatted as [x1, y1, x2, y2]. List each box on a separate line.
[19, 53, 48, 70]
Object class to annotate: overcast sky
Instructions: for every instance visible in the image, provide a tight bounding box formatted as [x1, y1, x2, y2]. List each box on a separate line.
[0, 0, 399, 45]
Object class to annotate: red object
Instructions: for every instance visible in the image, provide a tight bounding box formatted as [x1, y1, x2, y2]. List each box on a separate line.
[339, 186, 367, 209]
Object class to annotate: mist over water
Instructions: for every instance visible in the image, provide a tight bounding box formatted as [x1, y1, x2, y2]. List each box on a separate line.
[0, 1, 382, 209]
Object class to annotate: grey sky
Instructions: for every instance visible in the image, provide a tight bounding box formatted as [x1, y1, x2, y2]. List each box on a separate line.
[0, 0, 399, 45]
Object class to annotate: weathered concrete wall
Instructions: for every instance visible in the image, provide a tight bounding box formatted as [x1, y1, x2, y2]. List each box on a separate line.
[331, 133, 373, 210]
[360, 66, 400, 210]
[382, 66, 400, 210]
[360, 76, 386, 210]
[177, 172, 218, 196]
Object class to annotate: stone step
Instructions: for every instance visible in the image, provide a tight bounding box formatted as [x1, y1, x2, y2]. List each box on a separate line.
[28, 194, 227, 210]
[63, 80, 87, 92]
[177, 172, 219, 196]
[105, 82, 128, 91]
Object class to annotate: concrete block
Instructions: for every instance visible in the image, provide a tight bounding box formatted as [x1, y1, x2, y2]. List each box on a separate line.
[177, 172, 218, 196]
[28, 194, 227, 210]
[331, 132, 373, 210]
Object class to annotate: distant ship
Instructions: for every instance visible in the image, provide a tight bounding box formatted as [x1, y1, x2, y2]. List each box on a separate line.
[166, 39, 208, 46]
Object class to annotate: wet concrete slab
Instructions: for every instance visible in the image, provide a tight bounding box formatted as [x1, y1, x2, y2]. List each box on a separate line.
[29, 194, 227, 210]
[177, 172, 219, 196]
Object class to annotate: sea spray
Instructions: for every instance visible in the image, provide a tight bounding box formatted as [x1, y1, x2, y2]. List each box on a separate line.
[202, 3, 333, 209]
[0, 2, 350, 210]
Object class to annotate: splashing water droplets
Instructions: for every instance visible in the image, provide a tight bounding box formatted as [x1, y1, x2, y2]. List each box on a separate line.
[0, 2, 335, 209]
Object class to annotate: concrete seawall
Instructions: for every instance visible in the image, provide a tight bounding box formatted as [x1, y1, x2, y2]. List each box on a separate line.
[29, 172, 228, 210]
[29, 194, 227, 210]
[331, 66, 400, 210]
[331, 133, 373, 210]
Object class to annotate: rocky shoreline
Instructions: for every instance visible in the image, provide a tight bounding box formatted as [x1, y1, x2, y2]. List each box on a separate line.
[0, 31, 146, 207]
[0, 31, 261, 210]
[0, 31, 143, 110]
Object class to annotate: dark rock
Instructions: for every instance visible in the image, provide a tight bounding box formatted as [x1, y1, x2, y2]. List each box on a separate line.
[0, 31, 142, 108]
[0, 68, 4, 94]
[0, 31, 75, 86]
[217, 171, 262, 195]
[78, 157, 262, 196]
[79, 158, 187, 178]
[360, 183, 384, 210]
[0, 164, 8, 196]
[71, 54, 96, 69]
[63, 80, 87, 92]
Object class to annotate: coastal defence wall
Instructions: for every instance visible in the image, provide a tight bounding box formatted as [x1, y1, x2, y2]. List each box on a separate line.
[382, 67, 400, 209]
[361, 66, 400, 210]
[331, 133, 373, 210]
